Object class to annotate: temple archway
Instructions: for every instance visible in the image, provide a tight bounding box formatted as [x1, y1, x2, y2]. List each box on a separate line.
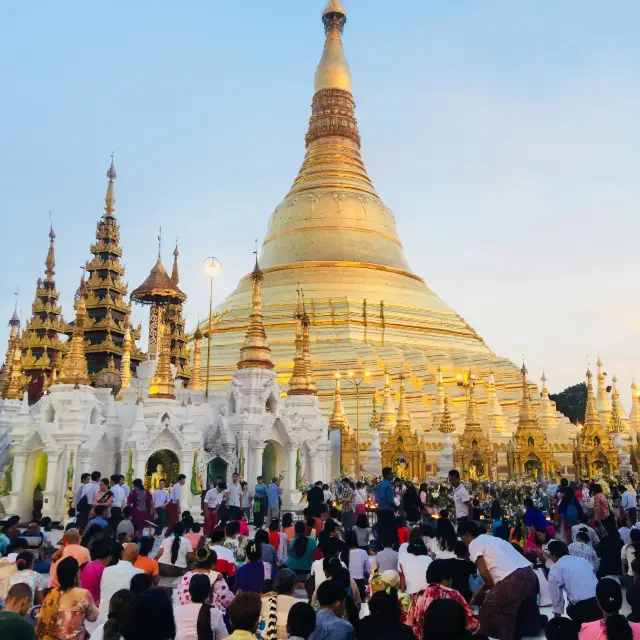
[262, 440, 284, 482]
[146, 449, 179, 490]
[525, 458, 542, 478]
[23, 450, 48, 520]
[468, 458, 484, 480]
[207, 457, 228, 489]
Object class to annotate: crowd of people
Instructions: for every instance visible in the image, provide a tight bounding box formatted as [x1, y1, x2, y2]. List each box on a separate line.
[1, 467, 640, 639]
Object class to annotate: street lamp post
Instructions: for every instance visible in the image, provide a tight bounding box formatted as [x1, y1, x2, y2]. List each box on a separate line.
[203, 257, 222, 400]
[337, 369, 371, 476]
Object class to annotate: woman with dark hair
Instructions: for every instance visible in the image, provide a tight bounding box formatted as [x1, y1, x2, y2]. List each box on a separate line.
[399, 539, 432, 595]
[312, 556, 361, 628]
[355, 481, 368, 518]
[255, 528, 277, 572]
[89, 588, 136, 640]
[592, 483, 611, 525]
[259, 568, 298, 640]
[559, 487, 584, 543]
[234, 540, 272, 593]
[285, 520, 317, 577]
[155, 521, 194, 577]
[175, 574, 228, 640]
[345, 530, 370, 601]
[90, 478, 114, 521]
[354, 513, 371, 548]
[422, 598, 481, 640]
[177, 547, 234, 611]
[596, 516, 623, 579]
[358, 587, 417, 640]
[8, 550, 43, 606]
[427, 511, 457, 560]
[579, 577, 640, 639]
[128, 587, 176, 640]
[402, 484, 422, 524]
[127, 478, 155, 537]
[490, 500, 504, 535]
[281, 513, 294, 541]
[523, 497, 555, 539]
[36, 557, 98, 639]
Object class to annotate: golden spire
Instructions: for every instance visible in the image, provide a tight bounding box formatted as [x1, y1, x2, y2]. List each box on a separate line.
[288, 288, 311, 394]
[539, 370, 555, 420]
[45, 225, 56, 281]
[120, 322, 132, 390]
[171, 242, 179, 284]
[369, 394, 380, 429]
[60, 279, 91, 385]
[187, 325, 203, 391]
[439, 394, 455, 434]
[630, 380, 640, 431]
[378, 369, 396, 432]
[149, 311, 175, 398]
[395, 371, 411, 431]
[301, 293, 317, 394]
[518, 364, 534, 423]
[105, 154, 116, 217]
[315, 0, 351, 93]
[609, 376, 624, 433]
[465, 376, 481, 428]
[0, 303, 21, 398]
[329, 374, 348, 429]
[6, 340, 25, 400]
[596, 356, 612, 414]
[237, 257, 274, 370]
[583, 369, 601, 431]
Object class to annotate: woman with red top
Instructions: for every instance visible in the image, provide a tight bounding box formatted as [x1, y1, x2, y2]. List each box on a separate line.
[592, 483, 611, 524]
[127, 478, 156, 537]
[268, 519, 281, 550]
[89, 478, 113, 520]
[406, 559, 478, 640]
[397, 516, 409, 546]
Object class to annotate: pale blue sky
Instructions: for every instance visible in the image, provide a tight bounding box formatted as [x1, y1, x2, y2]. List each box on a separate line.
[1, 1, 638, 405]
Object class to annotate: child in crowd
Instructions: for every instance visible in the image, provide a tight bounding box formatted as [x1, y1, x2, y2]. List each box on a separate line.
[240, 482, 251, 523]
[354, 513, 370, 549]
[64, 509, 77, 531]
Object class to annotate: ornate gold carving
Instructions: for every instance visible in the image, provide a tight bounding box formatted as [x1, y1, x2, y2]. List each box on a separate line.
[59, 283, 91, 385]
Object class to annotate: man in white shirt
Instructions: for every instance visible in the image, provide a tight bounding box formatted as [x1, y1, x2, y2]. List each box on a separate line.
[621, 484, 637, 524]
[547, 540, 600, 629]
[166, 474, 186, 534]
[448, 469, 471, 524]
[77, 470, 101, 533]
[152, 479, 170, 537]
[203, 483, 225, 536]
[97, 544, 143, 623]
[118, 475, 130, 499]
[108, 474, 126, 529]
[227, 472, 243, 521]
[459, 521, 540, 640]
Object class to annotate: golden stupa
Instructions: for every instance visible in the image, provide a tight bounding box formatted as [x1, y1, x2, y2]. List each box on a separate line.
[201, 1, 533, 439]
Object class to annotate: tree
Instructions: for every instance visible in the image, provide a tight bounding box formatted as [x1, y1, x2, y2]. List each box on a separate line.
[549, 383, 587, 425]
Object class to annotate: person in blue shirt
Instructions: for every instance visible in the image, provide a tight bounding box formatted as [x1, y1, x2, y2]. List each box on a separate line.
[85, 505, 108, 532]
[285, 521, 318, 576]
[375, 467, 397, 549]
[267, 477, 282, 525]
[254, 476, 268, 528]
[310, 579, 354, 640]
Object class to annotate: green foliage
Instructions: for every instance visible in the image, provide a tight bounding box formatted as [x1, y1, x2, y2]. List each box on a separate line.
[549, 382, 587, 425]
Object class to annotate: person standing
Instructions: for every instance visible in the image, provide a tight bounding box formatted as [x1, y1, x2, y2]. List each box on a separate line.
[546, 540, 600, 631]
[622, 484, 638, 525]
[77, 471, 101, 534]
[354, 482, 367, 518]
[108, 475, 125, 530]
[458, 521, 540, 640]
[166, 474, 187, 533]
[152, 478, 169, 537]
[203, 482, 225, 537]
[267, 477, 282, 525]
[127, 478, 155, 537]
[227, 472, 243, 522]
[254, 476, 268, 528]
[118, 475, 130, 499]
[307, 482, 325, 518]
[375, 467, 397, 549]
[340, 478, 355, 532]
[448, 470, 471, 526]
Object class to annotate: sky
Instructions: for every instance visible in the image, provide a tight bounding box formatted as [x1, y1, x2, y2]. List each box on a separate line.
[1, 1, 638, 408]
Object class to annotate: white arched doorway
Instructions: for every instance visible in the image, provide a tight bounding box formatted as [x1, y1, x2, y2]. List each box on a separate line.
[262, 440, 285, 483]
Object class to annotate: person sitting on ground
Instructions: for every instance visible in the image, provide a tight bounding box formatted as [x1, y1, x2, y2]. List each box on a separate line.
[85, 505, 109, 532]
[579, 577, 640, 639]
[226, 591, 263, 640]
[572, 519, 600, 545]
[133, 536, 160, 584]
[569, 529, 600, 572]
[0, 583, 36, 640]
[595, 516, 624, 579]
[312, 556, 361, 625]
[177, 547, 234, 610]
[426, 511, 457, 560]
[406, 559, 478, 640]
[208, 528, 236, 577]
[97, 543, 143, 624]
[127, 587, 176, 640]
[547, 539, 600, 630]
[155, 521, 194, 578]
[545, 616, 579, 640]
[130, 572, 153, 596]
[345, 530, 370, 601]
[627, 558, 640, 623]
[493, 516, 511, 542]
[312, 579, 354, 640]
[399, 538, 432, 595]
[397, 516, 409, 546]
[115, 506, 135, 540]
[7, 551, 43, 607]
[281, 513, 295, 541]
[255, 528, 277, 572]
[223, 520, 247, 565]
[88, 588, 136, 640]
[311, 537, 345, 592]
[285, 520, 317, 578]
[622, 529, 640, 590]
[233, 540, 272, 594]
[259, 568, 298, 640]
[305, 515, 318, 540]
[175, 573, 228, 640]
[64, 509, 77, 531]
[448, 540, 479, 603]
[422, 598, 486, 640]
[353, 513, 370, 549]
[79, 539, 112, 606]
[184, 521, 205, 551]
[357, 586, 417, 640]
[286, 601, 316, 640]
[375, 536, 399, 573]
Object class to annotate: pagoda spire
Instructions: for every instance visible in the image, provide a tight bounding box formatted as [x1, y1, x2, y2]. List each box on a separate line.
[395, 371, 411, 432]
[6, 339, 25, 400]
[584, 369, 601, 432]
[60, 280, 91, 386]
[315, 0, 350, 94]
[105, 154, 116, 217]
[237, 257, 274, 370]
[171, 242, 179, 284]
[166, 241, 190, 383]
[187, 326, 203, 391]
[609, 375, 628, 432]
[630, 380, 640, 432]
[45, 224, 56, 280]
[288, 288, 312, 395]
[369, 394, 380, 429]
[149, 314, 175, 398]
[0, 302, 21, 398]
[439, 393, 455, 434]
[119, 322, 132, 390]
[430, 366, 446, 429]
[465, 377, 481, 429]
[539, 371, 555, 419]
[596, 356, 612, 418]
[301, 293, 317, 395]
[378, 369, 396, 432]
[519, 364, 535, 423]
[329, 374, 348, 429]
[486, 370, 508, 434]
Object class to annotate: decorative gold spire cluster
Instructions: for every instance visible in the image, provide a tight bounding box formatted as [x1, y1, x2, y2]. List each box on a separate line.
[59, 280, 90, 386]
[369, 394, 380, 429]
[22, 225, 66, 400]
[149, 312, 175, 399]
[0, 304, 22, 398]
[439, 394, 455, 434]
[187, 325, 203, 391]
[630, 381, 640, 431]
[583, 369, 601, 432]
[288, 289, 312, 394]
[119, 322, 132, 390]
[430, 366, 446, 429]
[301, 294, 317, 394]
[395, 372, 411, 432]
[237, 258, 274, 370]
[77, 158, 144, 379]
[328, 375, 348, 429]
[165, 242, 191, 383]
[378, 370, 396, 432]
[608, 375, 626, 433]
[596, 357, 612, 416]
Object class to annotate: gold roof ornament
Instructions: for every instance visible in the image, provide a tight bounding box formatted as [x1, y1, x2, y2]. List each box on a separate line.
[45, 225, 56, 281]
[378, 369, 396, 432]
[439, 394, 455, 434]
[186, 325, 202, 391]
[236, 258, 274, 370]
[596, 356, 612, 415]
[60, 279, 91, 386]
[130, 258, 187, 306]
[171, 242, 179, 284]
[6, 341, 25, 400]
[369, 394, 380, 429]
[609, 375, 627, 433]
[149, 311, 175, 399]
[584, 369, 601, 431]
[288, 288, 312, 394]
[329, 374, 348, 429]
[105, 155, 116, 217]
[630, 380, 640, 432]
[395, 371, 411, 432]
[0, 303, 21, 398]
[119, 323, 132, 391]
[518, 364, 535, 423]
[316, 0, 350, 93]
